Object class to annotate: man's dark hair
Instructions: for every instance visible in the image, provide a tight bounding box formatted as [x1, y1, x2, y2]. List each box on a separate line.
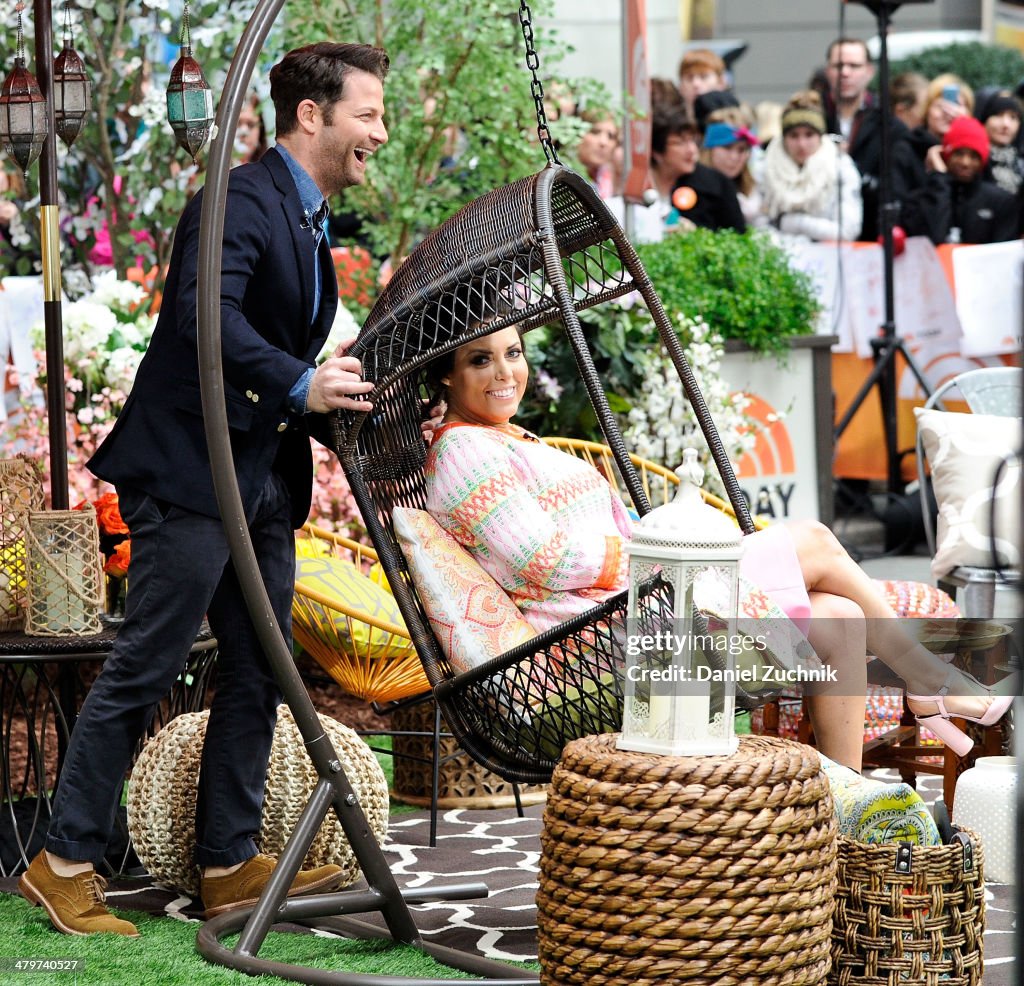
[270, 42, 390, 136]
[825, 37, 872, 66]
[651, 107, 698, 157]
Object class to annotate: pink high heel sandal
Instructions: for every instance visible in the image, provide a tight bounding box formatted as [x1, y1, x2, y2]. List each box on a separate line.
[907, 669, 1014, 758]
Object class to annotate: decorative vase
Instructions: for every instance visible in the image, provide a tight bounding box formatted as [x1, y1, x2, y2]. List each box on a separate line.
[952, 755, 1017, 884]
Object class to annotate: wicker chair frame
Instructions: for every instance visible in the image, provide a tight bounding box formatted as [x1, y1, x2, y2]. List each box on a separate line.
[328, 165, 759, 786]
[541, 436, 771, 527]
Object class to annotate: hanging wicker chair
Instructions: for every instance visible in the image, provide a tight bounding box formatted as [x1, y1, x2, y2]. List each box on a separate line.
[328, 165, 762, 786]
[541, 436, 773, 526]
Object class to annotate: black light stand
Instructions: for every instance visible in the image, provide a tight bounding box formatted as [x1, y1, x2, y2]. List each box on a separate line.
[833, 0, 933, 497]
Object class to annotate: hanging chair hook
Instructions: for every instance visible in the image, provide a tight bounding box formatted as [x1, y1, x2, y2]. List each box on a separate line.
[518, 0, 560, 167]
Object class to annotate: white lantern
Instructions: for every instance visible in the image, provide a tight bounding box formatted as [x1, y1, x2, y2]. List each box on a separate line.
[618, 448, 742, 756]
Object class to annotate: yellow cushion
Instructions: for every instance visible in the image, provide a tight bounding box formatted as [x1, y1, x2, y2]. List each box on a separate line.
[296, 536, 331, 559]
[0, 538, 26, 607]
[817, 753, 941, 846]
[368, 562, 391, 592]
[294, 554, 413, 660]
[393, 507, 538, 674]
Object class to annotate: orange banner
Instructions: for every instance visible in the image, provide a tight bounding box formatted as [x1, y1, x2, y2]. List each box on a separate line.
[622, 0, 651, 204]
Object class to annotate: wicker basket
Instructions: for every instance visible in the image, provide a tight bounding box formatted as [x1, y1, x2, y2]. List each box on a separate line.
[127, 705, 390, 895]
[830, 829, 985, 986]
[0, 456, 45, 631]
[23, 506, 103, 636]
[390, 700, 547, 809]
[538, 733, 838, 986]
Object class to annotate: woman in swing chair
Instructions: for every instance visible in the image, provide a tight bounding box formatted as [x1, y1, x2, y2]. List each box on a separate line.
[421, 323, 1012, 772]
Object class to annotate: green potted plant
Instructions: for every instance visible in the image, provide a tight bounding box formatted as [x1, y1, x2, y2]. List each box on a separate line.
[635, 228, 820, 357]
[519, 228, 820, 440]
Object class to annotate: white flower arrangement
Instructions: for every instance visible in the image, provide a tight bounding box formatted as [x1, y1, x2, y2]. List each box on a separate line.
[30, 270, 156, 405]
[624, 314, 764, 499]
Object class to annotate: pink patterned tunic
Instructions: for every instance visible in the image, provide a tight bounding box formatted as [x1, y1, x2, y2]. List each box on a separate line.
[425, 422, 632, 633]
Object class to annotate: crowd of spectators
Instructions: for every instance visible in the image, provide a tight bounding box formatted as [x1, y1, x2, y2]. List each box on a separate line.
[568, 38, 1024, 248]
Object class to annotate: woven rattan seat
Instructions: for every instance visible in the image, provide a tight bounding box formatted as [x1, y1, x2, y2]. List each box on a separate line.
[327, 165, 760, 786]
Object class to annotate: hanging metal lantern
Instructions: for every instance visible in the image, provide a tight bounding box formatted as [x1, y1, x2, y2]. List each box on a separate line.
[0, 3, 47, 176]
[52, 3, 91, 148]
[165, 0, 213, 163]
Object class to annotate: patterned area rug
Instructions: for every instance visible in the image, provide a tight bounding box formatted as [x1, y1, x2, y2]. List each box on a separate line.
[0, 770, 1016, 983]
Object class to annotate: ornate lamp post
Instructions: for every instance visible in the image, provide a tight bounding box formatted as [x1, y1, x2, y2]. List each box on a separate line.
[619, 448, 742, 756]
[0, 1, 92, 510]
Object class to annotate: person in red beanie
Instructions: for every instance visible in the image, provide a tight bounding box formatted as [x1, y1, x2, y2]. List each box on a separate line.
[902, 115, 1019, 243]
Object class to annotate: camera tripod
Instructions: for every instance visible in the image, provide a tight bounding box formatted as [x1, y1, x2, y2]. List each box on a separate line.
[833, 0, 934, 496]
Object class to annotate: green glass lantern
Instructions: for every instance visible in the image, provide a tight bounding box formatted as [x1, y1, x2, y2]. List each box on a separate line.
[53, 5, 91, 149]
[165, 0, 213, 163]
[0, 3, 47, 176]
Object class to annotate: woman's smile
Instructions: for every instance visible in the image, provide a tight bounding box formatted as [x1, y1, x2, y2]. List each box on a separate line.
[441, 325, 529, 427]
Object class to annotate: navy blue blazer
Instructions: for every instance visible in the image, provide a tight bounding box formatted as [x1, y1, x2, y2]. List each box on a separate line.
[89, 148, 338, 528]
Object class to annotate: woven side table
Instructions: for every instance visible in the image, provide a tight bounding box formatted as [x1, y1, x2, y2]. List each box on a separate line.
[390, 700, 547, 809]
[538, 733, 838, 986]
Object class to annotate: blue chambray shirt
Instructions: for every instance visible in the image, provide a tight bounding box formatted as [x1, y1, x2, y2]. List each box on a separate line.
[277, 144, 330, 415]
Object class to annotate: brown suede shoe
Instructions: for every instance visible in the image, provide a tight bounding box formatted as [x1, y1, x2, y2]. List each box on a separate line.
[18, 852, 140, 937]
[201, 854, 345, 918]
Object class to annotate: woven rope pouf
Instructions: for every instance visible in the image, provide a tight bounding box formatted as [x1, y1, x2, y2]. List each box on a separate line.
[538, 733, 838, 986]
[127, 705, 389, 895]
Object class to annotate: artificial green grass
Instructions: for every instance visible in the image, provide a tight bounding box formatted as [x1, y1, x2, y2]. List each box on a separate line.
[0, 893, 540, 985]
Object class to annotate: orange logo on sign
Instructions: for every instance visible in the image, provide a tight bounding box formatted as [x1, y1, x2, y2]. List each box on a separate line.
[734, 394, 796, 477]
[671, 185, 697, 211]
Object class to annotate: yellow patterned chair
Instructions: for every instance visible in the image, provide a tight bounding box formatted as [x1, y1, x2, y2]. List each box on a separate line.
[292, 523, 427, 705]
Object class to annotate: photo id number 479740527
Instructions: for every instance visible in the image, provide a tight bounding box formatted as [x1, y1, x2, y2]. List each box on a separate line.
[0, 958, 84, 973]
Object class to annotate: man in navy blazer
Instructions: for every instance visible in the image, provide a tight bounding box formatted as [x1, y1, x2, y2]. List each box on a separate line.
[19, 43, 389, 936]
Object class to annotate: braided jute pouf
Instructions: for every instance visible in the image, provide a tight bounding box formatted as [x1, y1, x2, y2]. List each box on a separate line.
[127, 705, 389, 895]
[538, 733, 838, 986]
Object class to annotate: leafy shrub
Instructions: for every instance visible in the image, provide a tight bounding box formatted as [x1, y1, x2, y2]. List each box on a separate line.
[516, 228, 818, 441]
[635, 229, 819, 356]
[888, 42, 1024, 94]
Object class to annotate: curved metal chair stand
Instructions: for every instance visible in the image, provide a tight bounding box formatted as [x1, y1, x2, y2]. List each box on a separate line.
[327, 164, 762, 790]
[192, 2, 539, 982]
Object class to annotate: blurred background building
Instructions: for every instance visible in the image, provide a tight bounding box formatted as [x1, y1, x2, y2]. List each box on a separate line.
[552, 0, 989, 104]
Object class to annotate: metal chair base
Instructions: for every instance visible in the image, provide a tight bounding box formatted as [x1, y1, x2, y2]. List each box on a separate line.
[197, 889, 539, 985]
[194, 772, 539, 984]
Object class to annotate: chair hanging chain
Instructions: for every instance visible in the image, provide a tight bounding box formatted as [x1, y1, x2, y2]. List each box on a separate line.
[518, 0, 561, 166]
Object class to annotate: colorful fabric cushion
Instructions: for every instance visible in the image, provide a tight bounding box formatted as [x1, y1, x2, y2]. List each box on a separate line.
[875, 578, 959, 619]
[293, 554, 414, 661]
[818, 753, 941, 846]
[915, 408, 1021, 578]
[393, 507, 540, 673]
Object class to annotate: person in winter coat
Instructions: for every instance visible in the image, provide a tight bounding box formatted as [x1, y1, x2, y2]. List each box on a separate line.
[978, 89, 1024, 200]
[902, 116, 1019, 245]
[761, 91, 862, 241]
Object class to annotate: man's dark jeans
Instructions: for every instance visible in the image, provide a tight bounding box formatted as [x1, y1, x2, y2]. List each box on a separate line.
[46, 474, 294, 867]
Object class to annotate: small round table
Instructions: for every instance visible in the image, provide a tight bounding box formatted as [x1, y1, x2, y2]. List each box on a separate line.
[0, 624, 217, 876]
[537, 733, 838, 986]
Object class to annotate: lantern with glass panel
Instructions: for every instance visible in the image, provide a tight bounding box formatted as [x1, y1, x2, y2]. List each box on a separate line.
[618, 448, 742, 756]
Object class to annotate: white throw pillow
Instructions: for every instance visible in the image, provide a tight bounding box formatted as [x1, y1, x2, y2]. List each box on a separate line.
[914, 407, 1021, 578]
